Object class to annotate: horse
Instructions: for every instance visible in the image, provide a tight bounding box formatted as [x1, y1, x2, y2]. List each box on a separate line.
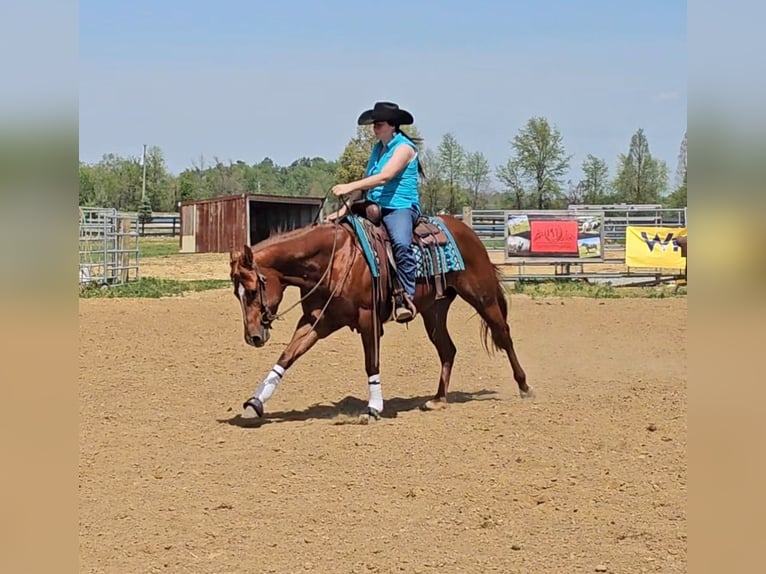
[228, 211, 533, 422]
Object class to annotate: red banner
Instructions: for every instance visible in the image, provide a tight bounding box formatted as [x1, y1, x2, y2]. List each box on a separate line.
[530, 220, 579, 253]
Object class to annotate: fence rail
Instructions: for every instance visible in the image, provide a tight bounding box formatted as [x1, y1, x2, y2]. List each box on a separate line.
[120, 212, 181, 236]
[462, 205, 687, 247]
[460, 205, 688, 285]
[80, 204, 687, 288]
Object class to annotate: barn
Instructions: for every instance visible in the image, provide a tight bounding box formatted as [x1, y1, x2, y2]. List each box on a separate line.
[178, 193, 324, 254]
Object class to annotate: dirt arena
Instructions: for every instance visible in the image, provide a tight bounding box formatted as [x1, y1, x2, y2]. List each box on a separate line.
[79, 252, 687, 574]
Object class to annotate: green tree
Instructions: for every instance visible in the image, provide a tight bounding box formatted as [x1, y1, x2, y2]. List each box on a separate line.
[245, 157, 280, 194]
[463, 151, 490, 208]
[436, 133, 466, 214]
[495, 157, 526, 209]
[666, 166, 687, 208]
[511, 117, 571, 209]
[336, 125, 377, 183]
[613, 128, 669, 203]
[79, 163, 98, 206]
[137, 196, 153, 234]
[666, 130, 687, 208]
[674, 130, 687, 191]
[144, 145, 173, 211]
[417, 148, 444, 214]
[578, 154, 612, 204]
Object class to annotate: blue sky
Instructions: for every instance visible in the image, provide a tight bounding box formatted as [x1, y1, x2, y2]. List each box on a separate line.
[79, 0, 687, 187]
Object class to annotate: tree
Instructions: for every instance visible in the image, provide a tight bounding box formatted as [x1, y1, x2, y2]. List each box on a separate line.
[512, 117, 571, 209]
[335, 124, 423, 185]
[578, 154, 612, 204]
[79, 163, 98, 206]
[613, 128, 669, 204]
[463, 151, 490, 208]
[495, 158, 526, 209]
[665, 130, 687, 208]
[144, 145, 173, 211]
[336, 125, 373, 183]
[436, 133, 465, 214]
[137, 196, 153, 235]
[666, 168, 687, 208]
[674, 130, 687, 191]
[562, 179, 586, 206]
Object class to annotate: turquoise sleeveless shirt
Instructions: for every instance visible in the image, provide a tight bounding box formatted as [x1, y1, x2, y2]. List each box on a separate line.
[364, 132, 421, 211]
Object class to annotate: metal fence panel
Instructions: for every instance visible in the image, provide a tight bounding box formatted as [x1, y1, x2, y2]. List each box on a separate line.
[79, 207, 140, 287]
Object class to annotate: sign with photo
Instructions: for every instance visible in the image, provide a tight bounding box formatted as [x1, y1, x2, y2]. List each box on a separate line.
[504, 210, 605, 262]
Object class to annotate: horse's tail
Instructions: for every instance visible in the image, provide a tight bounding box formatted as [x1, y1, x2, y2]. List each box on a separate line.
[479, 264, 508, 355]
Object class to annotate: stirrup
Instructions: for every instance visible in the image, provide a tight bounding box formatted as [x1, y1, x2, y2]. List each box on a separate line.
[394, 294, 417, 323]
[394, 306, 415, 323]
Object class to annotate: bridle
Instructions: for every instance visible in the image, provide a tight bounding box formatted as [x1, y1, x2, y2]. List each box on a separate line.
[251, 269, 275, 329]
[237, 223, 354, 334]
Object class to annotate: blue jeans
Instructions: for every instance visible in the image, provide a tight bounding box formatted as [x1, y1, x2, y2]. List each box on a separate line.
[382, 206, 419, 299]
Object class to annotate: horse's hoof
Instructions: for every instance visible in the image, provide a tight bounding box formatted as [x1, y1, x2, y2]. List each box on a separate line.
[358, 407, 381, 424]
[519, 387, 536, 400]
[423, 399, 448, 411]
[242, 397, 264, 419]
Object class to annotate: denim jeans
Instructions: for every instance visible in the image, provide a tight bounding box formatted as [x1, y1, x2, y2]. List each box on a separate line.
[382, 206, 419, 299]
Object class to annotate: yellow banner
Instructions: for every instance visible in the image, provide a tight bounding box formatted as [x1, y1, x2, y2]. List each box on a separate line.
[625, 226, 687, 269]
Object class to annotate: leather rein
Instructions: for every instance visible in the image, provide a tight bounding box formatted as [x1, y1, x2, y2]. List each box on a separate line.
[247, 222, 354, 333]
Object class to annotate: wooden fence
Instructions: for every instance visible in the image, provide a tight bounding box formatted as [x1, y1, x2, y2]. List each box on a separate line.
[120, 212, 181, 236]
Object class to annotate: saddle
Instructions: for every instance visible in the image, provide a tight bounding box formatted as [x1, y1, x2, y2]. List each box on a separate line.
[347, 200, 452, 311]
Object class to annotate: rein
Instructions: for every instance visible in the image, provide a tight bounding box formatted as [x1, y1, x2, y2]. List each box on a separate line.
[250, 222, 352, 333]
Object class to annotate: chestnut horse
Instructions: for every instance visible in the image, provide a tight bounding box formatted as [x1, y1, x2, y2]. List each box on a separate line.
[228, 214, 533, 422]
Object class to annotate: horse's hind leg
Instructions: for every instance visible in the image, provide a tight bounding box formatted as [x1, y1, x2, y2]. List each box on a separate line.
[420, 292, 458, 411]
[460, 283, 533, 399]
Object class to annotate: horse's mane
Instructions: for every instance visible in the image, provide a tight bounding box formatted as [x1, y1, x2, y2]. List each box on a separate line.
[251, 222, 338, 252]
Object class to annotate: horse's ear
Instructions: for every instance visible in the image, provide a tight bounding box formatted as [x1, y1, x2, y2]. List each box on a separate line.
[243, 245, 254, 269]
[229, 249, 242, 267]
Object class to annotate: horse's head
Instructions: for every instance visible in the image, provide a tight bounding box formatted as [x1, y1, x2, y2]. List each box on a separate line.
[229, 245, 283, 348]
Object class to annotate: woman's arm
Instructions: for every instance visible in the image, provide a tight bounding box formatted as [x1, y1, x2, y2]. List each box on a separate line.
[331, 145, 415, 197]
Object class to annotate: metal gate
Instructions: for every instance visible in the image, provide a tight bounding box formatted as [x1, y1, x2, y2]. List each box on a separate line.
[79, 207, 140, 287]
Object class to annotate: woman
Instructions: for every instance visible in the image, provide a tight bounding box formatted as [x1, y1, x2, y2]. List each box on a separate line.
[330, 101, 422, 323]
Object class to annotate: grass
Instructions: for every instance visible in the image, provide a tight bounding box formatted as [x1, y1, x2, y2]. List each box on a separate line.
[139, 237, 179, 258]
[481, 239, 506, 250]
[507, 280, 687, 299]
[80, 276, 687, 300]
[80, 277, 230, 298]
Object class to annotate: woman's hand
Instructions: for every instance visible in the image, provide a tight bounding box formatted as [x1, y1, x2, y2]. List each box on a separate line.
[331, 183, 355, 197]
[326, 205, 348, 222]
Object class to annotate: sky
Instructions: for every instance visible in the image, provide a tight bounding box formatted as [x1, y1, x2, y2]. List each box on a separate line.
[79, 0, 687, 187]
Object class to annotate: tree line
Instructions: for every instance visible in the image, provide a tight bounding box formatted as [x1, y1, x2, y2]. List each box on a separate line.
[79, 117, 687, 215]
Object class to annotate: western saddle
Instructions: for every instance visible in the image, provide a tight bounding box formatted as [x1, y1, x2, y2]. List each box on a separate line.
[345, 200, 452, 326]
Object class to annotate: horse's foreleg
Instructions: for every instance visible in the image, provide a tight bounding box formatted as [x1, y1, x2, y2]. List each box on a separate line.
[242, 313, 338, 419]
[420, 294, 457, 411]
[358, 309, 383, 420]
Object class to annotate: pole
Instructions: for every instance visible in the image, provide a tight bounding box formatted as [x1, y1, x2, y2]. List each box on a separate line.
[141, 144, 147, 202]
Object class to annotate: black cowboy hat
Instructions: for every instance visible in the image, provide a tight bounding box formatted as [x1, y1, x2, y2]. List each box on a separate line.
[357, 101, 414, 126]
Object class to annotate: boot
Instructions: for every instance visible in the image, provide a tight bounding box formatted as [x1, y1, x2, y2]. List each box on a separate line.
[394, 293, 417, 323]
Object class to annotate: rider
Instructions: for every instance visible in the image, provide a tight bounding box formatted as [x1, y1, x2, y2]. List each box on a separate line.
[330, 101, 422, 323]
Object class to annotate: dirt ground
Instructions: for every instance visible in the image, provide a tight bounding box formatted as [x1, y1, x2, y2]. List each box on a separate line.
[79, 254, 687, 574]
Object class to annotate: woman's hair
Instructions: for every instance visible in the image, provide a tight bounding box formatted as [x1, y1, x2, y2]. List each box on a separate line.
[394, 125, 426, 179]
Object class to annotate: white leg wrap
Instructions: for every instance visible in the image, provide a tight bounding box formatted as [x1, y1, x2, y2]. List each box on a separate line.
[368, 374, 383, 412]
[255, 364, 285, 404]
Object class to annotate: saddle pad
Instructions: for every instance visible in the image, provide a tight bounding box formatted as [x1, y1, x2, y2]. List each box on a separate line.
[345, 215, 380, 277]
[343, 215, 465, 279]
